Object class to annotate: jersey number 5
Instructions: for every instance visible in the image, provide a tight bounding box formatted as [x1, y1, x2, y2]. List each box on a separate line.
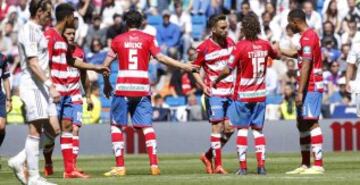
[129, 49, 138, 70]
[252, 57, 265, 78]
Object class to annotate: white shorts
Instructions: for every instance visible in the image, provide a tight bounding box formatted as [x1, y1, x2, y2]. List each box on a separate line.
[20, 87, 57, 122]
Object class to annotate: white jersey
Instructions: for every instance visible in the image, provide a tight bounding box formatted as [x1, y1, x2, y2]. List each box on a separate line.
[18, 20, 49, 89]
[346, 44, 360, 93]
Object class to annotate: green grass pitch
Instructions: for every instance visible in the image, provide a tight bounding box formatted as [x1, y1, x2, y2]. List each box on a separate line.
[1, 152, 360, 185]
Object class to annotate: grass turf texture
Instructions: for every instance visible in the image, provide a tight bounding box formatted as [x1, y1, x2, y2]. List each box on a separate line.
[1, 152, 360, 185]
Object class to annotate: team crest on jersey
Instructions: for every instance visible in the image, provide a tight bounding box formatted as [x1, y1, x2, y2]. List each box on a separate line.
[303, 46, 311, 54]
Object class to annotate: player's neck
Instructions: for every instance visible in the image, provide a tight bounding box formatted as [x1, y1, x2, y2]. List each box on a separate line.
[55, 22, 66, 35]
[30, 18, 42, 28]
[128, 28, 138, 31]
[299, 24, 309, 34]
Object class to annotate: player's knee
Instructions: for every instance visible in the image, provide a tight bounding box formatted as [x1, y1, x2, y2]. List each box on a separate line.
[61, 120, 73, 132]
[224, 124, 234, 134]
[0, 120, 5, 130]
[72, 125, 80, 135]
[211, 122, 223, 133]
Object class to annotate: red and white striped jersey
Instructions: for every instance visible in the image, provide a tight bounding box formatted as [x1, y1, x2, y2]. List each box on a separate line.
[229, 39, 277, 102]
[297, 29, 324, 92]
[193, 37, 235, 97]
[110, 30, 160, 97]
[45, 28, 82, 103]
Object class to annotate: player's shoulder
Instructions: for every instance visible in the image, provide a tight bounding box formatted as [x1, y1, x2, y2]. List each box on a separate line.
[226, 37, 236, 45]
[197, 39, 212, 50]
[301, 29, 318, 41]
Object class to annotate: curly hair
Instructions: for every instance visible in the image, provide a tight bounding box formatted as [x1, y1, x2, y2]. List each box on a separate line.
[241, 13, 261, 41]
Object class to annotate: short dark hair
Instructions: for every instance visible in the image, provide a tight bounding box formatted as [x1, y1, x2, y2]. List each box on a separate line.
[241, 13, 261, 41]
[29, 0, 52, 17]
[288, 9, 306, 22]
[208, 14, 227, 28]
[124, 10, 143, 28]
[113, 13, 121, 20]
[55, 3, 75, 22]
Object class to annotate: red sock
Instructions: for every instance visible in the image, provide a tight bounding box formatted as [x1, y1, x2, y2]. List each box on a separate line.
[111, 125, 125, 167]
[143, 127, 158, 167]
[211, 133, 222, 168]
[73, 136, 79, 168]
[43, 143, 54, 166]
[253, 130, 266, 168]
[300, 131, 311, 167]
[60, 132, 74, 173]
[236, 129, 248, 169]
[311, 127, 323, 167]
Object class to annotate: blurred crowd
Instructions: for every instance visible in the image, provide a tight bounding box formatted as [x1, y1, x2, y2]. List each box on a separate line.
[1, 0, 360, 123]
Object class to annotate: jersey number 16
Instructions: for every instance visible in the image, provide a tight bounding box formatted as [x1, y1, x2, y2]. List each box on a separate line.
[252, 57, 265, 78]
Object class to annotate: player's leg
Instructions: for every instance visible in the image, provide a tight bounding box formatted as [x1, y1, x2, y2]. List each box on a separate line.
[287, 92, 324, 174]
[60, 97, 88, 178]
[0, 93, 6, 147]
[0, 118, 5, 147]
[229, 101, 251, 175]
[301, 92, 324, 174]
[71, 103, 85, 174]
[251, 102, 267, 175]
[42, 108, 60, 177]
[201, 96, 227, 174]
[8, 89, 49, 184]
[104, 96, 127, 177]
[132, 96, 160, 175]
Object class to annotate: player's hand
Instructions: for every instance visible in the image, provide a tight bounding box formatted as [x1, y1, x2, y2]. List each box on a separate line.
[295, 92, 303, 107]
[202, 84, 211, 96]
[182, 63, 199, 73]
[86, 97, 94, 111]
[346, 83, 352, 93]
[95, 65, 110, 75]
[49, 86, 61, 103]
[103, 84, 113, 99]
[6, 99, 12, 113]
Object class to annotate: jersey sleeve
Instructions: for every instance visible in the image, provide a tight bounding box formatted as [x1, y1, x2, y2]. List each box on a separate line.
[193, 45, 205, 67]
[1, 55, 10, 79]
[149, 36, 161, 57]
[23, 29, 40, 58]
[300, 34, 314, 62]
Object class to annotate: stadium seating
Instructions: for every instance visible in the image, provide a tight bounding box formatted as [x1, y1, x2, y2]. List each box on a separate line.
[165, 96, 187, 107]
[191, 15, 207, 41]
[147, 15, 163, 27]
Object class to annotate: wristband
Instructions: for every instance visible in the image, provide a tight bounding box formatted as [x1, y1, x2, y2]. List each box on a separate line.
[44, 79, 53, 88]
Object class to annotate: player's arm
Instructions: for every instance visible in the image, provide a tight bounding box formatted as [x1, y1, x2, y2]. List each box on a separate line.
[213, 66, 232, 87]
[154, 53, 196, 72]
[280, 48, 298, 58]
[2, 60, 12, 112]
[191, 48, 210, 95]
[81, 70, 93, 110]
[345, 64, 356, 92]
[67, 55, 109, 74]
[213, 52, 238, 87]
[28, 57, 60, 102]
[296, 58, 311, 106]
[102, 49, 117, 98]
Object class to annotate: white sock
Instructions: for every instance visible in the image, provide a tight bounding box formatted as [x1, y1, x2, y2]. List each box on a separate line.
[25, 135, 40, 178]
